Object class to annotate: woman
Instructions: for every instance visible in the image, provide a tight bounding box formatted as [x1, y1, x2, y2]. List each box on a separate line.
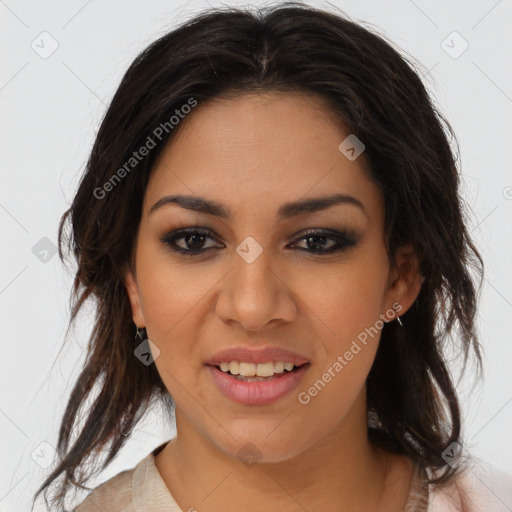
[32, 2, 511, 511]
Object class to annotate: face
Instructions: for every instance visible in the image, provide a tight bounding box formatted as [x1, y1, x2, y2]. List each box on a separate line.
[125, 92, 422, 463]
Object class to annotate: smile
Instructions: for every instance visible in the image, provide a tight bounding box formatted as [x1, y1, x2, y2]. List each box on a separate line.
[207, 362, 311, 405]
[218, 360, 300, 378]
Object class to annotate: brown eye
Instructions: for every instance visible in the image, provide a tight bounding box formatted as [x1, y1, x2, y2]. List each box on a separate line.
[160, 228, 222, 255]
[290, 228, 358, 254]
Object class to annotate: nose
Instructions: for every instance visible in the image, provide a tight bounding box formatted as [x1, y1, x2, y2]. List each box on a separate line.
[214, 247, 298, 332]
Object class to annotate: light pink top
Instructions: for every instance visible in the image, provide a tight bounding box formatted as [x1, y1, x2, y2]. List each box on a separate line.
[74, 441, 512, 511]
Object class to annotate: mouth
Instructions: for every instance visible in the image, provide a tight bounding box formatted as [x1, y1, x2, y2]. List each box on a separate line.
[206, 361, 311, 405]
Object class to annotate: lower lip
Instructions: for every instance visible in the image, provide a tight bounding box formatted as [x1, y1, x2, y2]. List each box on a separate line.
[207, 364, 310, 406]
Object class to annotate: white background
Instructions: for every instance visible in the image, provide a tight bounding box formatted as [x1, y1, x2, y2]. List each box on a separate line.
[1, 0, 511, 510]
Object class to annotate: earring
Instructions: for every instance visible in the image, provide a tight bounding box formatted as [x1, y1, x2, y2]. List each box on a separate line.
[396, 316, 403, 327]
[135, 326, 146, 342]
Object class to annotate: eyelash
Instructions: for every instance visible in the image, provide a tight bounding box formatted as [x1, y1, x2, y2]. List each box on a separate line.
[159, 226, 359, 257]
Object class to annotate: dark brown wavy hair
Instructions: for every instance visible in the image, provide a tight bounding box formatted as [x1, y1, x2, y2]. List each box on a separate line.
[32, 2, 484, 510]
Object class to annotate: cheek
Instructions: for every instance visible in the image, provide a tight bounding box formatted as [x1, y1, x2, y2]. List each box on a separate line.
[295, 259, 387, 407]
[297, 309, 381, 431]
[134, 245, 225, 398]
[135, 243, 209, 338]
[301, 260, 388, 344]
[135, 260, 209, 399]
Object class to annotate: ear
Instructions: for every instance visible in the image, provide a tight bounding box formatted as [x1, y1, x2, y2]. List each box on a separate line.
[124, 268, 146, 328]
[383, 244, 424, 321]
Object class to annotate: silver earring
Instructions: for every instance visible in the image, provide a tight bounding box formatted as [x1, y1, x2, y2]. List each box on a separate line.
[396, 316, 403, 327]
[135, 326, 146, 342]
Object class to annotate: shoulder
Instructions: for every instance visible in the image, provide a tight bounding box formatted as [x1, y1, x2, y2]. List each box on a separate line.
[73, 455, 149, 512]
[427, 459, 512, 512]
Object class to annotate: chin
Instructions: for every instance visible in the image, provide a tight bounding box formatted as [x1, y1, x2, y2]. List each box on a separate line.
[217, 433, 308, 466]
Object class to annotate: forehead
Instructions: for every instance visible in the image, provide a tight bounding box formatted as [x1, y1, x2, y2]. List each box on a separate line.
[144, 92, 382, 222]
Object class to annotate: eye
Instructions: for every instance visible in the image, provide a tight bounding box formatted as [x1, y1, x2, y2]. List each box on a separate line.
[289, 228, 358, 254]
[160, 228, 221, 255]
[159, 227, 359, 256]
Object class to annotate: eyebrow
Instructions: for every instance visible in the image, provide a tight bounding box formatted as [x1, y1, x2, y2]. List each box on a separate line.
[149, 193, 367, 220]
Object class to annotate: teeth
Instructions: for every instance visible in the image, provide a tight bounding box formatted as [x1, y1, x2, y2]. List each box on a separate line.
[217, 361, 298, 377]
[239, 362, 256, 377]
[255, 362, 274, 377]
[274, 361, 285, 373]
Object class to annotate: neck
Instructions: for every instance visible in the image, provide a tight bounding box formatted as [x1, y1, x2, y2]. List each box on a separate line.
[154, 399, 400, 512]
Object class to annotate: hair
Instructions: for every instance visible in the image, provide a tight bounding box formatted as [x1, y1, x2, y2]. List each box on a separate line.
[33, 2, 484, 510]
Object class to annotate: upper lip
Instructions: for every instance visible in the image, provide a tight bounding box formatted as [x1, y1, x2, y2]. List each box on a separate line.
[205, 346, 311, 366]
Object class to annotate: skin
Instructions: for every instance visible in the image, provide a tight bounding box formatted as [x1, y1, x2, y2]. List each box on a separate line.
[124, 92, 424, 512]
